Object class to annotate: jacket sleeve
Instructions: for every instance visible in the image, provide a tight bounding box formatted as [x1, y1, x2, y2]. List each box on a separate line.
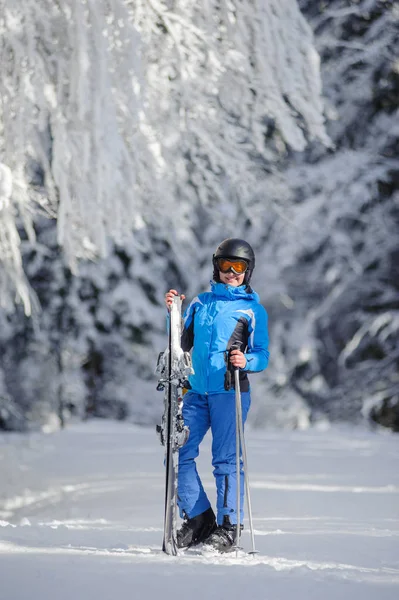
[243, 304, 269, 373]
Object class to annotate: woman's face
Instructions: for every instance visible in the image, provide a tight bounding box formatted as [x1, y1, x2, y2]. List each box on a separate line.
[219, 270, 245, 287]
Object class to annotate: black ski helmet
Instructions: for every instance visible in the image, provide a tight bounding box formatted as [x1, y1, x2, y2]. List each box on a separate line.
[212, 238, 256, 285]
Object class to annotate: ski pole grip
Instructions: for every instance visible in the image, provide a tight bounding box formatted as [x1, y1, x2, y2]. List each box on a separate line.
[224, 343, 241, 390]
[230, 342, 241, 371]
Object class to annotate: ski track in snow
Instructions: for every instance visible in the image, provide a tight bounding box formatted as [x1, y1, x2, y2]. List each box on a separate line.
[0, 421, 398, 600]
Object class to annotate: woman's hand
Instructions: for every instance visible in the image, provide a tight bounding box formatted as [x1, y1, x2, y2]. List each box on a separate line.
[164, 289, 186, 309]
[229, 349, 247, 369]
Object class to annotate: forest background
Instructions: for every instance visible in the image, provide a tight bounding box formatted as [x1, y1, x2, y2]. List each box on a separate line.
[0, 0, 398, 434]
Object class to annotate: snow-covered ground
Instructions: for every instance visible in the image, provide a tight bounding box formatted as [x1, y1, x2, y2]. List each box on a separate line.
[0, 420, 398, 599]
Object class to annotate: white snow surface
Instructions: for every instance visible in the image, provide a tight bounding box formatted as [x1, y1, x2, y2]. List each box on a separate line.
[0, 420, 398, 600]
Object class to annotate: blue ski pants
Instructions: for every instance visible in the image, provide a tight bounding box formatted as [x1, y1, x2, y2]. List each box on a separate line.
[177, 390, 251, 526]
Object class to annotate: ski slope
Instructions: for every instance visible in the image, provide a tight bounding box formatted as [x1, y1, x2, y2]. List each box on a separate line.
[1, 420, 398, 599]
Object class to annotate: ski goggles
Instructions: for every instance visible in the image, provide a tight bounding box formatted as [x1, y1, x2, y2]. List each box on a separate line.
[216, 257, 249, 275]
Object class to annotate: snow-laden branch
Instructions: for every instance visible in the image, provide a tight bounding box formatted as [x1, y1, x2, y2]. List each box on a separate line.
[0, 164, 36, 314]
[0, 0, 328, 311]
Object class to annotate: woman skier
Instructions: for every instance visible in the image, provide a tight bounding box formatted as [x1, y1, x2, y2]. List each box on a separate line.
[164, 238, 269, 552]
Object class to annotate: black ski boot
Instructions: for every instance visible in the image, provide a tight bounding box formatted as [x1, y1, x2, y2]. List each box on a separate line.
[203, 516, 243, 553]
[176, 507, 216, 549]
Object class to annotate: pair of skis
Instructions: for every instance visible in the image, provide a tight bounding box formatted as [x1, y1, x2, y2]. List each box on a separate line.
[156, 296, 192, 555]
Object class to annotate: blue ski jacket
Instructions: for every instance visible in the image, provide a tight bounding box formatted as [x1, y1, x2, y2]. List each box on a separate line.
[181, 281, 269, 394]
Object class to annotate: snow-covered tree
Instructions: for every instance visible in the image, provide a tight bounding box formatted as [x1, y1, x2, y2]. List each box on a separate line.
[250, 0, 399, 430]
[0, 0, 328, 313]
[4, 1, 396, 434]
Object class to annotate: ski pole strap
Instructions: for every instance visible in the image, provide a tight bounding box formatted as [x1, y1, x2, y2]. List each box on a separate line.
[224, 368, 232, 391]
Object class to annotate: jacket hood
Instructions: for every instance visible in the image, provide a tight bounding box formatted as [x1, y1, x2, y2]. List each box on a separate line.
[210, 281, 260, 302]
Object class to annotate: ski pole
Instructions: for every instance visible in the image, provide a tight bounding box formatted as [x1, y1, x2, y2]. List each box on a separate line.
[234, 368, 257, 555]
[235, 369, 241, 557]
